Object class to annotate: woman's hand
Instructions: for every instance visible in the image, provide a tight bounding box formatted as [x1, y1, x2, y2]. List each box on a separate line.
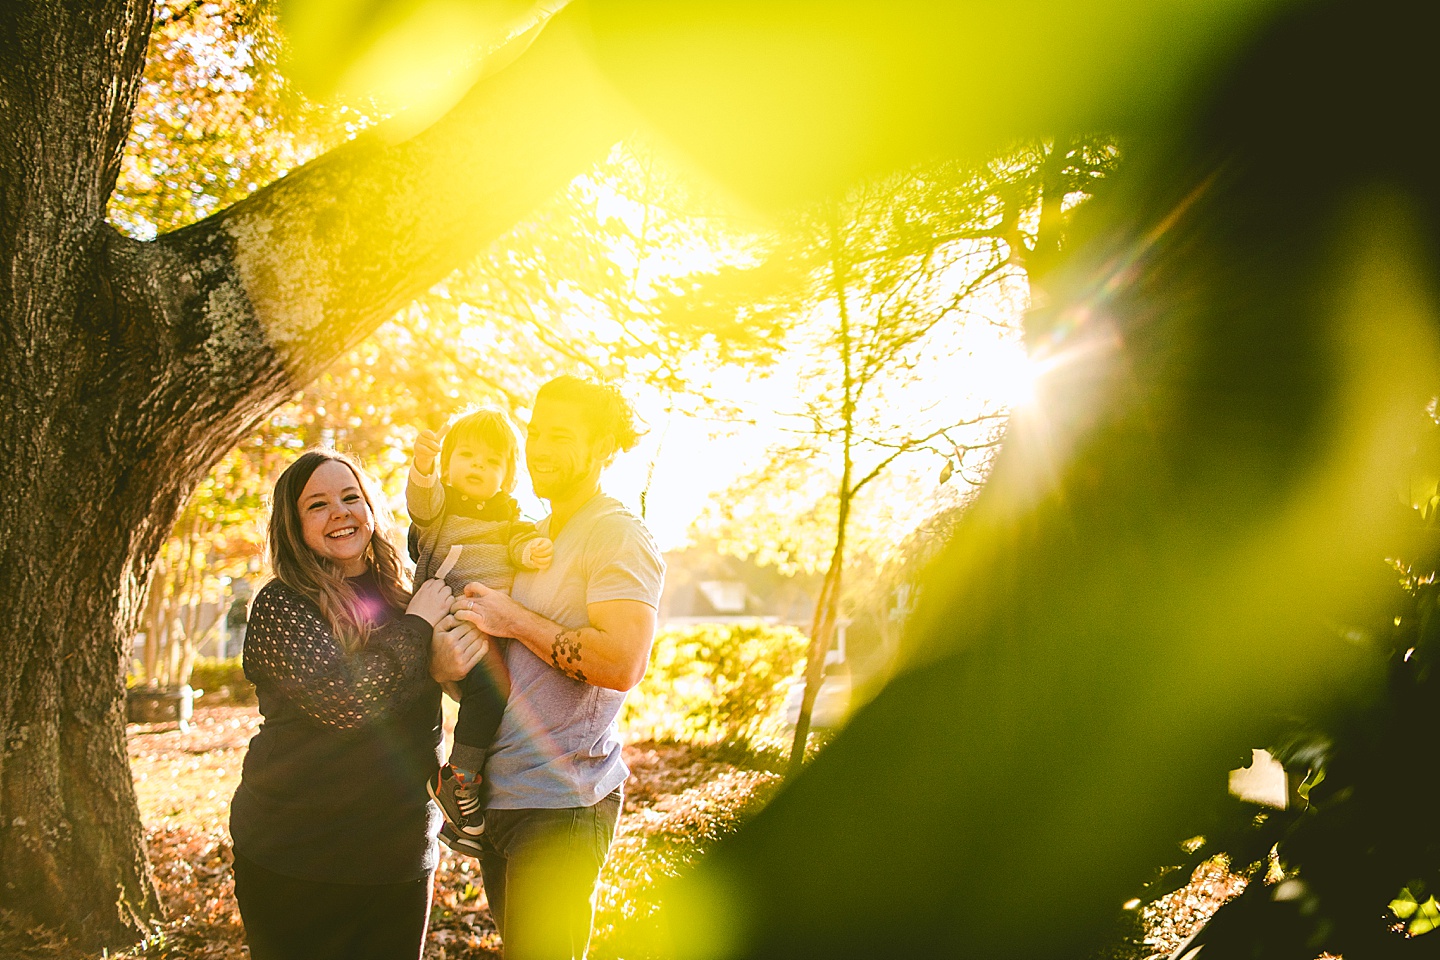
[430, 613, 488, 684]
[406, 578, 454, 626]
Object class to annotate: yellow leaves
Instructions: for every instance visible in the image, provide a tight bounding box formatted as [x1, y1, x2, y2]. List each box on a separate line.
[582, 0, 1277, 209]
[111, 0, 367, 240]
[280, 0, 564, 138]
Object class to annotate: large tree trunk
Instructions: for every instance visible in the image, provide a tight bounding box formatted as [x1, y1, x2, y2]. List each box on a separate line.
[0, 1, 164, 941]
[0, 1, 627, 946]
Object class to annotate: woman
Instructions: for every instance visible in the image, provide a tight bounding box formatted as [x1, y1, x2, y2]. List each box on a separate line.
[229, 450, 459, 960]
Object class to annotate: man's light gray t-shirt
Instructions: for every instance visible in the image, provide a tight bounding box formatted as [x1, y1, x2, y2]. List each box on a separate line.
[484, 494, 664, 810]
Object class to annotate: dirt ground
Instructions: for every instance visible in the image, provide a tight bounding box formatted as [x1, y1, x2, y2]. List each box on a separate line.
[0, 705, 1237, 959]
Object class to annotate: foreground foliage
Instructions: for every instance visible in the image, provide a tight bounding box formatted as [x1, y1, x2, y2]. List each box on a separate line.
[621, 623, 810, 746]
[1123, 485, 1440, 956]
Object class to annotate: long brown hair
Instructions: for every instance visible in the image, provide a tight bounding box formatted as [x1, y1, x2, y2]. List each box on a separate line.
[268, 450, 411, 651]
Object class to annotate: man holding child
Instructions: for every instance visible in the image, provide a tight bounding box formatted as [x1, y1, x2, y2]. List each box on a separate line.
[430, 376, 665, 960]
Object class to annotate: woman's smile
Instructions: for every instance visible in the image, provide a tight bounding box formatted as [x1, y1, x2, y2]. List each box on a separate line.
[299, 460, 375, 576]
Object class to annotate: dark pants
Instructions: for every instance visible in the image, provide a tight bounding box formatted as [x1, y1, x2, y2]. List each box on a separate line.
[232, 850, 433, 960]
[450, 645, 510, 773]
[477, 790, 623, 960]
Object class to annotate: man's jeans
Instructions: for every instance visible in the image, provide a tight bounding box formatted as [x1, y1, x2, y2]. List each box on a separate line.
[477, 789, 623, 960]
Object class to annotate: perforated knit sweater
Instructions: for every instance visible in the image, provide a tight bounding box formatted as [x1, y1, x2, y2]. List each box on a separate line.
[229, 573, 443, 884]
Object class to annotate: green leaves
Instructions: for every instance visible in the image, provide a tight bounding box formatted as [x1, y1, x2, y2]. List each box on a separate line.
[1389, 888, 1440, 936]
[621, 623, 810, 745]
[111, 0, 365, 241]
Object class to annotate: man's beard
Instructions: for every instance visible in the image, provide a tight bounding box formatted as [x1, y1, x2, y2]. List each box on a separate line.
[535, 452, 597, 500]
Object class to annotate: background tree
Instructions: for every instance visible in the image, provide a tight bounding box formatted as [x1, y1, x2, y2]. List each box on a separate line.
[448, 141, 783, 400]
[0, 0, 636, 943]
[109, 3, 767, 704]
[673, 142, 1117, 769]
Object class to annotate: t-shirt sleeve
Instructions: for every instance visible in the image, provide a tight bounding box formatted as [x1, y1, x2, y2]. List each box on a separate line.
[584, 514, 665, 608]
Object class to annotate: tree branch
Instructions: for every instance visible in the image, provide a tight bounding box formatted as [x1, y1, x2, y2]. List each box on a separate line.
[149, 8, 630, 410]
[850, 415, 1008, 496]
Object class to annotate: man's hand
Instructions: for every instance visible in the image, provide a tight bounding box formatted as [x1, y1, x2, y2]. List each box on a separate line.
[522, 537, 554, 570]
[412, 428, 442, 476]
[457, 582, 656, 691]
[430, 613, 488, 685]
[453, 582, 524, 638]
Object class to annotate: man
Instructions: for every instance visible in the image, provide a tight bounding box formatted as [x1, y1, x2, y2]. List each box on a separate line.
[434, 375, 664, 960]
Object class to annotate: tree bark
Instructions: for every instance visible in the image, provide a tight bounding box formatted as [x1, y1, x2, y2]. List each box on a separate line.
[0, 1, 628, 945]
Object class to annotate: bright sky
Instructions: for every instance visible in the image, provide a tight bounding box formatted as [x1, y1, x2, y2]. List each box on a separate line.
[505, 373, 786, 551]
[569, 305, 1036, 553]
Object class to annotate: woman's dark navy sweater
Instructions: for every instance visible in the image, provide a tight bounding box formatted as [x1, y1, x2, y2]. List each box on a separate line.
[229, 573, 443, 884]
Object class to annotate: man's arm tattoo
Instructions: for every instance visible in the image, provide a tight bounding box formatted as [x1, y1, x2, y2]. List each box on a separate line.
[552, 630, 587, 684]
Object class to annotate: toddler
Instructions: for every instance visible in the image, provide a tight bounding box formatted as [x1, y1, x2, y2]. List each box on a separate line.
[408, 408, 552, 840]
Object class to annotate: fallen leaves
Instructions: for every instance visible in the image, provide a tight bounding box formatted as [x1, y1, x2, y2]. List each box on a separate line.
[0, 705, 1238, 959]
[0, 705, 780, 959]
[1139, 857, 1249, 957]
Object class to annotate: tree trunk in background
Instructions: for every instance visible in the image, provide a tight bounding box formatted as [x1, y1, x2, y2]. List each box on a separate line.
[788, 541, 846, 776]
[0, 1, 626, 945]
[790, 209, 856, 774]
[141, 562, 168, 685]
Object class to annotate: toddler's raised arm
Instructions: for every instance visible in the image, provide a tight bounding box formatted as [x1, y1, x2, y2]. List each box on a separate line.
[406, 429, 446, 525]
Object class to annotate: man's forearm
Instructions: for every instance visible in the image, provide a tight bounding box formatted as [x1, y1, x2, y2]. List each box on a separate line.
[504, 605, 640, 691]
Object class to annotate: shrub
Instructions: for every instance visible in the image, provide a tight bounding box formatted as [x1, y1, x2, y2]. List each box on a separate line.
[621, 622, 809, 746]
[188, 656, 255, 703]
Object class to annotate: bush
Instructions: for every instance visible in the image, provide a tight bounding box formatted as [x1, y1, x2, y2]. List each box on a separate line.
[188, 656, 254, 703]
[621, 622, 809, 746]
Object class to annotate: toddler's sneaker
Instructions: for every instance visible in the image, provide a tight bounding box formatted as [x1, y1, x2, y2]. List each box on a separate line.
[428, 765, 485, 836]
[439, 821, 486, 858]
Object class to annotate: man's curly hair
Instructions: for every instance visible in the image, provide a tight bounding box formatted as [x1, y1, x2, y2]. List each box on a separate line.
[534, 376, 643, 460]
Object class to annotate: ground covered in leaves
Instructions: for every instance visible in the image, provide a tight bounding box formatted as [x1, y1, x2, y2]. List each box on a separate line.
[0, 705, 1246, 960]
[0, 706, 783, 960]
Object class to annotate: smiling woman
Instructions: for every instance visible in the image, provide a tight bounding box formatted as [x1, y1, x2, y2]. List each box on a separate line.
[298, 459, 378, 577]
[229, 449, 458, 960]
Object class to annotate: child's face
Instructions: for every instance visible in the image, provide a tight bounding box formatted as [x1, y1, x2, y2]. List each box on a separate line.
[446, 437, 507, 501]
